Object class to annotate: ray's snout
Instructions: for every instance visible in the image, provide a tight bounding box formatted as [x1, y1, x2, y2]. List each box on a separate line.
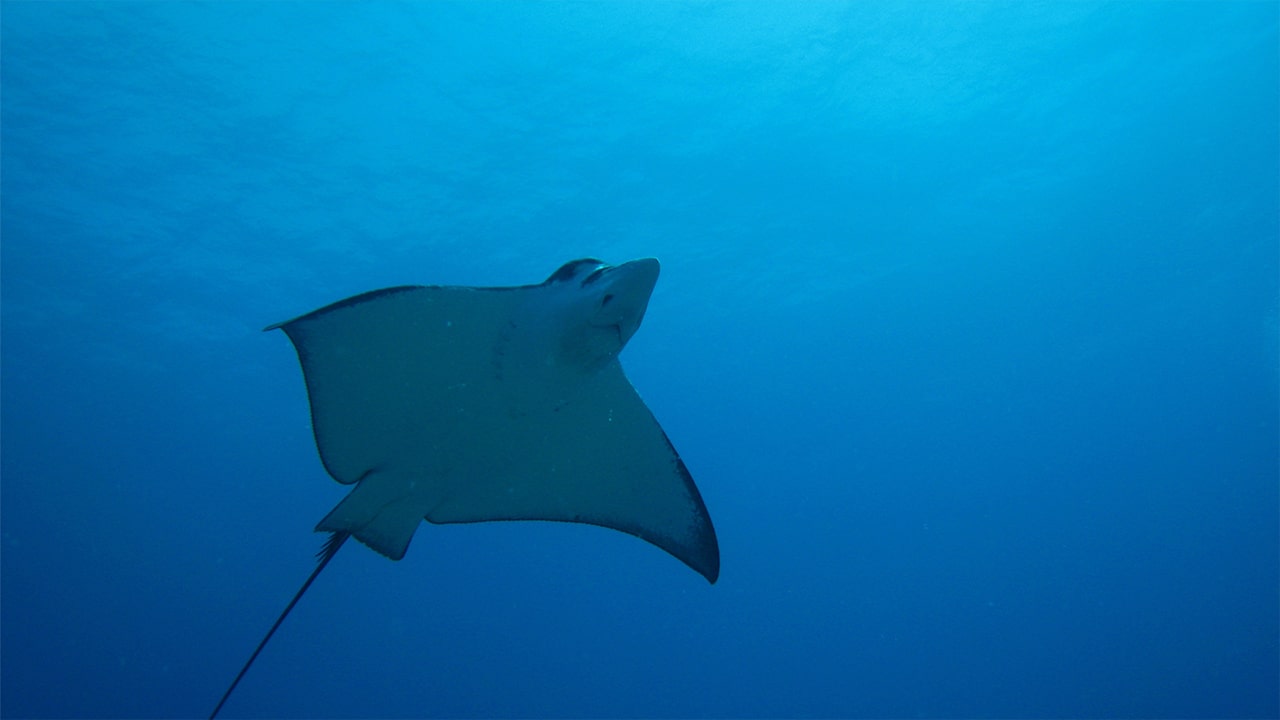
[592, 258, 660, 346]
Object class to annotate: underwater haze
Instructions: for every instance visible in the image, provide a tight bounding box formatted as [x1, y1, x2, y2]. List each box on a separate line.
[2, 2, 1277, 718]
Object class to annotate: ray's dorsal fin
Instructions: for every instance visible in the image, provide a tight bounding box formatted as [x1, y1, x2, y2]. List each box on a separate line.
[209, 532, 350, 719]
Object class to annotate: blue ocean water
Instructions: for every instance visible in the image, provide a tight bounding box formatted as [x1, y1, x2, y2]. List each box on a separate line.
[2, 1, 1277, 718]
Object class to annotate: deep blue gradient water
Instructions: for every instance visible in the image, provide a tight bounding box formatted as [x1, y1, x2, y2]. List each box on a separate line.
[2, 2, 1277, 718]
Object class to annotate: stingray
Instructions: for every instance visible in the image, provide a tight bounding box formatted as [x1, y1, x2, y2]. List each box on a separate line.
[209, 257, 718, 718]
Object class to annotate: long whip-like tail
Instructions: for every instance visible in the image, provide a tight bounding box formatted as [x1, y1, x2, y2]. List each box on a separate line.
[209, 531, 350, 719]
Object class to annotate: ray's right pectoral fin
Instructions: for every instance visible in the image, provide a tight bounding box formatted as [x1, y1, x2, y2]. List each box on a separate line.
[315, 473, 430, 561]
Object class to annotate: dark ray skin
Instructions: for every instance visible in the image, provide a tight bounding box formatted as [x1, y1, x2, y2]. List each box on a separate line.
[210, 258, 717, 718]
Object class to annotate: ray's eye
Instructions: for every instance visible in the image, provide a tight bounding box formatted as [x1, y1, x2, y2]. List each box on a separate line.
[581, 265, 608, 286]
[548, 258, 604, 284]
[601, 293, 614, 307]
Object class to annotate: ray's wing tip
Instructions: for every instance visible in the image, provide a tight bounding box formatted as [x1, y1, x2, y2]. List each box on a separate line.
[683, 531, 720, 584]
[702, 563, 720, 584]
[700, 545, 721, 584]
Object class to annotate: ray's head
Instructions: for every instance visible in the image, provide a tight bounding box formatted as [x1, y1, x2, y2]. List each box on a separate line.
[538, 257, 660, 370]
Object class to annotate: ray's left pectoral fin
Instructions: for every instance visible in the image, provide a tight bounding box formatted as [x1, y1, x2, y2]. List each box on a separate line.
[616, 434, 720, 584]
[583, 368, 719, 583]
[427, 363, 720, 583]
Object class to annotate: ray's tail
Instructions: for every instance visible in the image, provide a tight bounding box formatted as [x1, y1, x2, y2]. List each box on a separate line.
[209, 531, 350, 719]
